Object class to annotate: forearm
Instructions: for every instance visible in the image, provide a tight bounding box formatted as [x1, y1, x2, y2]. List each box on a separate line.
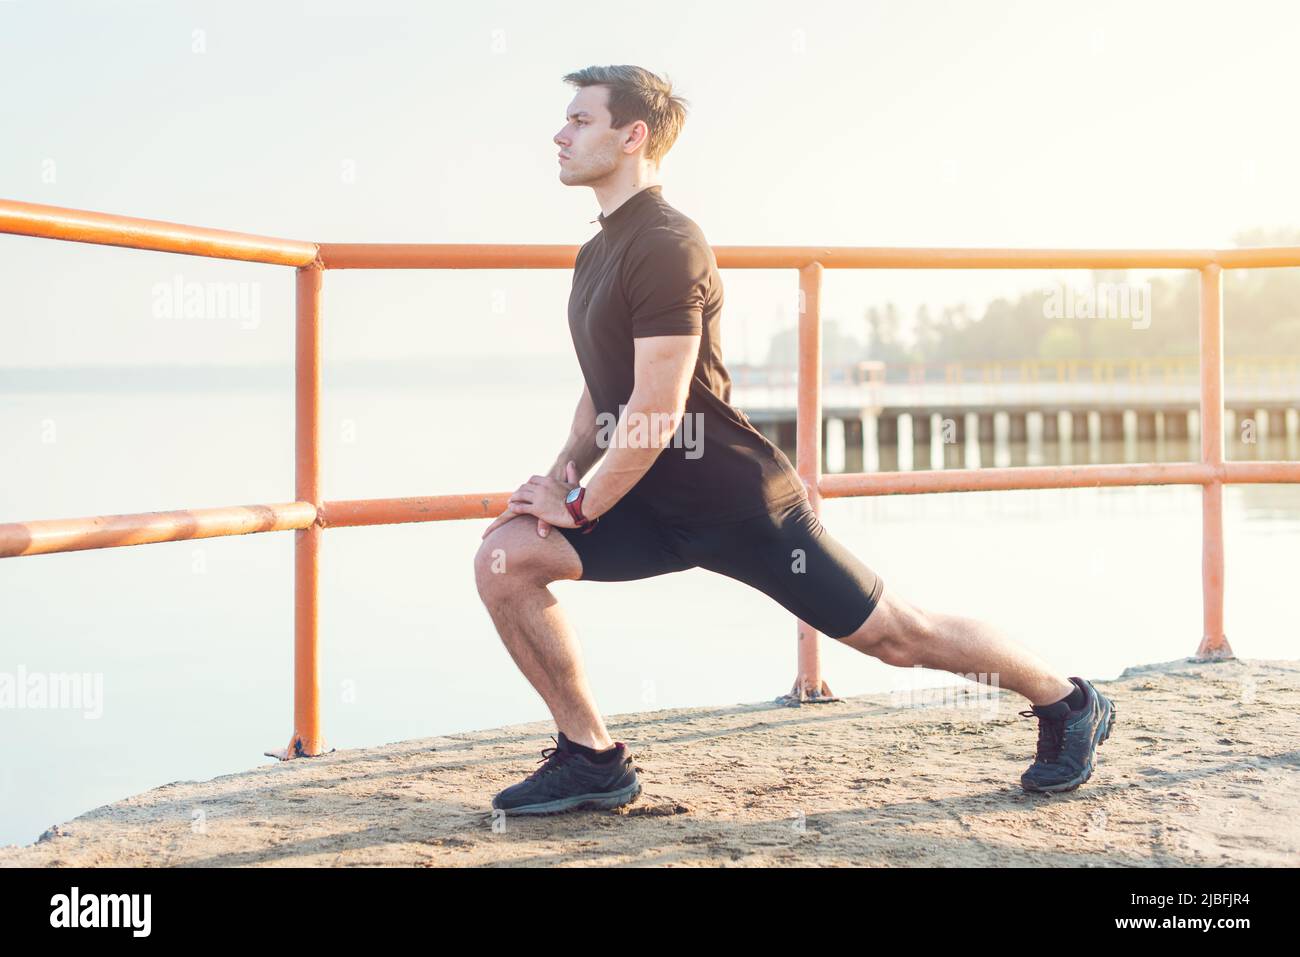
[547, 387, 604, 480]
[578, 390, 684, 520]
[548, 429, 603, 481]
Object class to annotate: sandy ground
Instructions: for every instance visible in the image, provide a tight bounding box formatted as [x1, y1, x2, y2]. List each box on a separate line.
[3, 656, 1297, 867]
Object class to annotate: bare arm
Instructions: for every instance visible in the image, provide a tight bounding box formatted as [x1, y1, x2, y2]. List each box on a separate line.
[545, 384, 604, 482]
[480, 383, 605, 540]
[496, 336, 699, 535]
[558, 334, 700, 520]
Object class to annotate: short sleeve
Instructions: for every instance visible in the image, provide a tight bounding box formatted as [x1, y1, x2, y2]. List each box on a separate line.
[621, 226, 710, 338]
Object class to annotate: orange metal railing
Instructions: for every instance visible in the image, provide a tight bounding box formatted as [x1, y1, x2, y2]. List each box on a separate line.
[4, 197, 1300, 755]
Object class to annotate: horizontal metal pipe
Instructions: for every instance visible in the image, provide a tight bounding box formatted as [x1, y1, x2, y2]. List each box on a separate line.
[713, 247, 1224, 270]
[0, 198, 319, 267]
[317, 243, 1253, 271]
[5, 199, 1300, 272]
[1214, 248, 1300, 269]
[318, 244, 1300, 271]
[320, 493, 512, 527]
[318, 244, 579, 269]
[1221, 461, 1300, 483]
[6, 460, 1300, 555]
[0, 502, 319, 558]
[818, 462, 1216, 497]
[328, 462, 1294, 525]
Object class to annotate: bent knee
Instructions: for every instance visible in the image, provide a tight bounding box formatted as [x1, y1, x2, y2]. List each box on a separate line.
[473, 523, 573, 598]
[473, 538, 512, 597]
[473, 535, 535, 598]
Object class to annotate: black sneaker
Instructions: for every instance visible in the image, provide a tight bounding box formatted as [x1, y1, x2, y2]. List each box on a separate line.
[491, 732, 641, 815]
[1018, 677, 1117, 794]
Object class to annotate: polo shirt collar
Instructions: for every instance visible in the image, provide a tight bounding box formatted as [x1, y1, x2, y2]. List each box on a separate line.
[594, 185, 663, 236]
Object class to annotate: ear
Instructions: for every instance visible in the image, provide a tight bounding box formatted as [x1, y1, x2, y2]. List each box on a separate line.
[623, 119, 650, 155]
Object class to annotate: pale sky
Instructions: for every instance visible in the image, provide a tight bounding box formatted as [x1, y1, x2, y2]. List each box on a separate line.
[2, 0, 1298, 368]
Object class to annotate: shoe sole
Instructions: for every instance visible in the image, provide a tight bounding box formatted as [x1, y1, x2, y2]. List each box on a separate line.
[1021, 694, 1117, 794]
[492, 780, 642, 816]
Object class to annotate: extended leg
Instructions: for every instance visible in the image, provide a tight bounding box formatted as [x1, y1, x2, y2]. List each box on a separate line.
[838, 581, 1116, 793]
[838, 588, 1075, 706]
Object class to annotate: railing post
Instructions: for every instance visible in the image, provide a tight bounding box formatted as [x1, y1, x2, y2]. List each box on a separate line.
[1197, 264, 1233, 659]
[267, 262, 328, 759]
[780, 261, 838, 705]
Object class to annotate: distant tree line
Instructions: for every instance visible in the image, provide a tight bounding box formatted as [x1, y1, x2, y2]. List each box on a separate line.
[764, 228, 1300, 367]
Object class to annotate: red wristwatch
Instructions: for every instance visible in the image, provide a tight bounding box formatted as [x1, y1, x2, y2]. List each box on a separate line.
[564, 485, 599, 534]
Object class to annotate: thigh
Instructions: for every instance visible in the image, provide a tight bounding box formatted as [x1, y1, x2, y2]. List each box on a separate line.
[556, 493, 696, 582]
[682, 499, 885, 640]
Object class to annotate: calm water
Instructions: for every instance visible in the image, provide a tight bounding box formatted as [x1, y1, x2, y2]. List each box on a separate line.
[3, 372, 1300, 847]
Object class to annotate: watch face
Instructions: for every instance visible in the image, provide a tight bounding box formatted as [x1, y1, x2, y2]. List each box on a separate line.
[565, 487, 581, 505]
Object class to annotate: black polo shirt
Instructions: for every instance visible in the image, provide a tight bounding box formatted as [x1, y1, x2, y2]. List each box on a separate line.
[566, 184, 807, 525]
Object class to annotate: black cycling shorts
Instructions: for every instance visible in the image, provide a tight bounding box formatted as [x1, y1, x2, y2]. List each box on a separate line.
[556, 494, 885, 640]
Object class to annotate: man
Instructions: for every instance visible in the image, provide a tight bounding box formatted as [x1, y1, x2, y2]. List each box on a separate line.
[474, 64, 1116, 816]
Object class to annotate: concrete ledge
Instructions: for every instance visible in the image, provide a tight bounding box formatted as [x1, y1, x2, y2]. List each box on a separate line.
[3, 658, 1297, 867]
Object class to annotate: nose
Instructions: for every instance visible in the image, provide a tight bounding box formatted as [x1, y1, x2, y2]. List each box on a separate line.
[554, 128, 569, 148]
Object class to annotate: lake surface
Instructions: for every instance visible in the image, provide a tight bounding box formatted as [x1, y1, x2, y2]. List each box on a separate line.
[3, 364, 1299, 847]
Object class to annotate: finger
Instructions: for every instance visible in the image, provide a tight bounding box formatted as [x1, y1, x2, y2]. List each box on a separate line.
[537, 518, 550, 538]
[480, 510, 515, 539]
[508, 491, 535, 505]
[565, 460, 578, 484]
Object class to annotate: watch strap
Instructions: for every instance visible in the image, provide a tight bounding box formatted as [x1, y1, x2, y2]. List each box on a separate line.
[565, 486, 599, 533]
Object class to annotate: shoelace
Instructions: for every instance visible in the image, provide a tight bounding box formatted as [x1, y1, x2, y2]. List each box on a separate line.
[528, 735, 575, 779]
[1018, 709, 1067, 763]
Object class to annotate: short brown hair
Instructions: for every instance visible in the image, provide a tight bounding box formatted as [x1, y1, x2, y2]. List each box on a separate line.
[562, 65, 689, 164]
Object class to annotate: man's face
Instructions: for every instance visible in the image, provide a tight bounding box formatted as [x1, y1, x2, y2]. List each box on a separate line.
[554, 85, 629, 186]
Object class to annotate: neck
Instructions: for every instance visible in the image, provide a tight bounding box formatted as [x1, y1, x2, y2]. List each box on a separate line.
[592, 169, 661, 217]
